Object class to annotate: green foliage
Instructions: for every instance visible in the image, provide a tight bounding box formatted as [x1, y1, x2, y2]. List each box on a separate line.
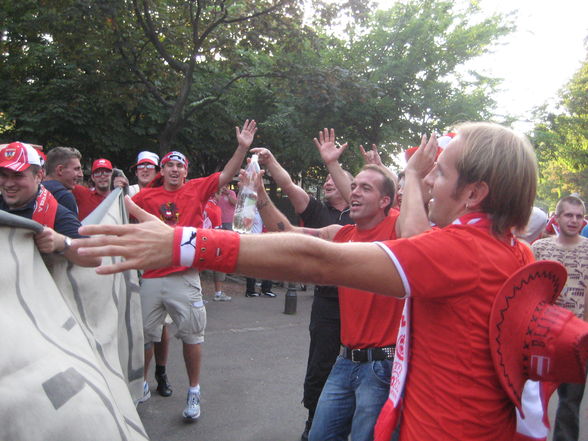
[531, 52, 588, 210]
[1, 0, 513, 183]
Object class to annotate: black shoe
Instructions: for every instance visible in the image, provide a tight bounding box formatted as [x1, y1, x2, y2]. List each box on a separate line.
[262, 291, 277, 297]
[155, 372, 173, 397]
[301, 418, 312, 441]
[245, 292, 260, 297]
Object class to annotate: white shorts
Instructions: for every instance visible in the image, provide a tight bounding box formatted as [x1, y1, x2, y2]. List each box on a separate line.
[140, 269, 206, 345]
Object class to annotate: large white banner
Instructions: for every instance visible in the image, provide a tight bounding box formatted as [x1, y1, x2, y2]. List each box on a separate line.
[0, 188, 148, 441]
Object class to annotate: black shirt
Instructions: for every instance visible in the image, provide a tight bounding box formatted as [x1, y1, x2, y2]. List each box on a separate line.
[299, 196, 352, 229]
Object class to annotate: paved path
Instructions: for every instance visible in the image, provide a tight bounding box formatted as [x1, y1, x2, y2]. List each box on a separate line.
[138, 274, 311, 441]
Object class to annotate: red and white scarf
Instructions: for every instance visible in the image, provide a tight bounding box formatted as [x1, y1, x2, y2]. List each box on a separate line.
[32, 185, 58, 229]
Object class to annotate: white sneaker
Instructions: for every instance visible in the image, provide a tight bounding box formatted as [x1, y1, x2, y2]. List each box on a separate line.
[213, 293, 232, 302]
[183, 389, 201, 420]
[138, 381, 151, 404]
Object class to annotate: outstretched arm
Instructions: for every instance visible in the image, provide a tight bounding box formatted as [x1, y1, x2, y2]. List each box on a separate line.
[251, 147, 310, 213]
[314, 128, 352, 203]
[255, 174, 341, 240]
[75, 197, 403, 297]
[219, 119, 257, 189]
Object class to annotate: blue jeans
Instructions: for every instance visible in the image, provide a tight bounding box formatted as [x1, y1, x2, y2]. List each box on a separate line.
[308, 356, 392, 441]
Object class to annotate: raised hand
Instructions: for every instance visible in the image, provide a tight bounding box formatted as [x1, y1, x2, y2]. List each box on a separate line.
[313, 128, 348, 165]
[236, 119, 258, 148]
[250, 147, 275, 167]
[406, 134, 438, 179]
[359, 144, 383, 166]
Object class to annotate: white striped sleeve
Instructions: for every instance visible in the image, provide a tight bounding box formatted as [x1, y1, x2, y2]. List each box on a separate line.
[375, 242, 411, 299]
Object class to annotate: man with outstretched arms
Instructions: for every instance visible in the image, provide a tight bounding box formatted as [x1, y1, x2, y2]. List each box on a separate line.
[129, 120, 257, 421]
[78, 123, 588, 440]
[256, 161, 404, 441]
[0, 142, 99, 268]
[252, 128, 353, 440]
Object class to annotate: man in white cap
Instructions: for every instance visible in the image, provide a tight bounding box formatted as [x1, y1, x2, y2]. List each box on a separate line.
[128, 151, 159, 197]
[0, 142, 99, 267]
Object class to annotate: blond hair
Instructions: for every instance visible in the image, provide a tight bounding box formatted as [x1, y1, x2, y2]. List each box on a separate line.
[453, 122, 537, 236]
[555, 195, 585, 216]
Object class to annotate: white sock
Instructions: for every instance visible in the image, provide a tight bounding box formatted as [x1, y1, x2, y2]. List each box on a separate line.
[189, 385, 200, 394]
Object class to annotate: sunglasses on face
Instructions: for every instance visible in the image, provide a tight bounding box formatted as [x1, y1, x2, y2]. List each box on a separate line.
[137, 164, 156, 170]
[92, 170, 112, 177]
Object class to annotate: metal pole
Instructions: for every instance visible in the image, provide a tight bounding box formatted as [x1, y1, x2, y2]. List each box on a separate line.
[283, 281, 297, 314]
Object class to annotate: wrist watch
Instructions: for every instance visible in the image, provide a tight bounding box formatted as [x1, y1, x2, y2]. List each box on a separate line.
[56, 236, 72, 255]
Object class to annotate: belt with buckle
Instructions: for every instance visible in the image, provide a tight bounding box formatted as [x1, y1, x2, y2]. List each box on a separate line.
[340, 345, 395, 363]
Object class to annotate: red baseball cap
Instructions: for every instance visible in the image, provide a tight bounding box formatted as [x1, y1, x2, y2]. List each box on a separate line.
[490, 261, 588, 416]
[92, 158, 113, 173]
[0, 142, 42, 171]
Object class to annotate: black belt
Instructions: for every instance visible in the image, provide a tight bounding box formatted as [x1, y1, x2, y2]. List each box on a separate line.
[340, 345, 395, 363]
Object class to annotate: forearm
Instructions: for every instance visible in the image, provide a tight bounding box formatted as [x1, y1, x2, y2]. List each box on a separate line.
[235, 233, 403, 297]
[397, 170, 431, 238]
[256, 187, 296, 232]
[326, 161, 351, 203]
[265, 158, 309, 213]
[219, 145, 248, 188]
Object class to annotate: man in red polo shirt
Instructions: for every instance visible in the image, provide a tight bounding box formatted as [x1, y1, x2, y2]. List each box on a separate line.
[256, 163, 402, 441]
[76, 122, 546, 440]
[73, 158, 128, 220]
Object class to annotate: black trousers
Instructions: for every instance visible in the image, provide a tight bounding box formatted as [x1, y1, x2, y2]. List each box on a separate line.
[245, 278, 272, 294]
[302, 294, 341, 416]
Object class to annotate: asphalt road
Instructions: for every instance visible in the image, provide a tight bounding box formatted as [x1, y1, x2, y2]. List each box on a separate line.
[137, 273, 312, 441]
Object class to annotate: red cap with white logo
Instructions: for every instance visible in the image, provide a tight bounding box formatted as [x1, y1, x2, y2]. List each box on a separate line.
[0, 142, 42, 171]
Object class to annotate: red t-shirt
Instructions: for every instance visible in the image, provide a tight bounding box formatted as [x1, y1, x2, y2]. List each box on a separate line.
[203, 199, 222, 229]
[133, 172, 220, 278]
[73, 185, 106, 220]
[333, 213, 403, 348]
[378, 223, 532, 441]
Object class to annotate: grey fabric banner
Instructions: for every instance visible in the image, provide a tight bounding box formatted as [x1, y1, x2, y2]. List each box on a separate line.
[0, 188, 148, 441]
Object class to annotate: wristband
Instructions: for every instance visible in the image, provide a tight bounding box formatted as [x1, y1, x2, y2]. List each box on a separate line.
[173, 227, 240, 273]
[173, 227, 197, 267]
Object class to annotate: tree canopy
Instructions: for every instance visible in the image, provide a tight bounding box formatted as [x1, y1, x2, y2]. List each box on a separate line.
[531, 49, 588, 211]
[1, 0, 513, 184]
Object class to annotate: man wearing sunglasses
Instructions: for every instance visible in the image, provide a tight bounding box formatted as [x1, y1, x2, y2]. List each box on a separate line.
[73, 158, 128, 220]
[129, 151, 160, 197]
